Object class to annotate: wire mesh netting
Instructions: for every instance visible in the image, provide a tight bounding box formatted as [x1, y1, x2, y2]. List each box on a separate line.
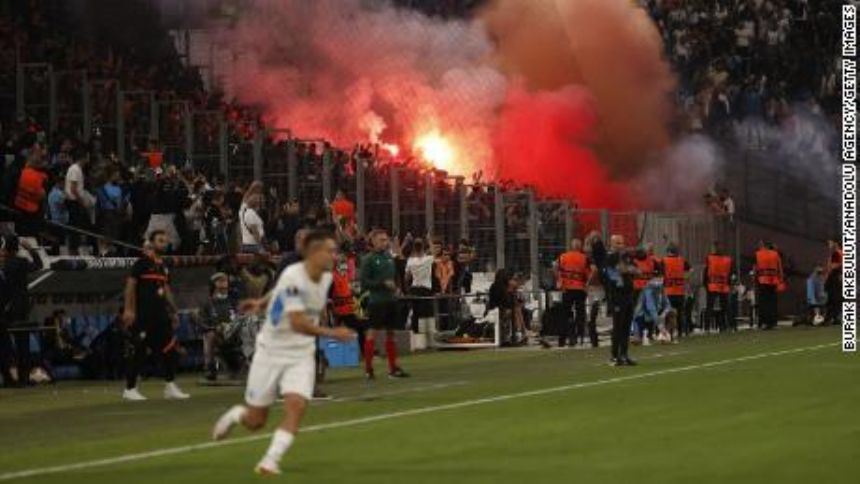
[503, 191, 531, 276]
[432, 175, 464, 246]
[119, 91, 156, 163]
[87, 79, 119, 156]
[537, 201, 569, 290]
[190, 110, 223, 179]
[464, 183, 498, 273]
[156, 99, 190, 166]
[53, 70, 86, 139]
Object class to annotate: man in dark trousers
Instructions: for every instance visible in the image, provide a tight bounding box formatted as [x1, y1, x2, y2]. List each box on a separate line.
[0, 234, 43, 387]
[556, 238, 594, 347]
[662, 243, 692, 338]
[824, 240, 842, 325]
[754, 240, 783, 330]
[121, 230, 190, 400]
[604, 234, 638, 366]
[703, 242, 733, 332]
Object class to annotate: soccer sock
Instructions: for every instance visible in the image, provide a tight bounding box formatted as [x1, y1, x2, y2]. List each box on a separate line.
[364, 337, 375, 372]
[385, 336, 397, 372]
[262, 429, 294, 465]
[231, 405, 249, 426]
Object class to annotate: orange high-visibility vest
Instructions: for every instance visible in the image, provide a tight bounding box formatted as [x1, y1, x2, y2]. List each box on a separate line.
[755, 249, 782, 286]
[144, 151, 163, 169]
[706, 254, 732, 294]
[663, 255, 686, 296]
[633, 256, 657, 290]
[557, 250, 589, 291]
[14, 166, 47, 214]
[331, 269, 355, 316]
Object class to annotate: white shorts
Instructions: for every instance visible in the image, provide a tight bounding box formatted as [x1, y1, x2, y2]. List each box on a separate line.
[244, 354, 315, 407]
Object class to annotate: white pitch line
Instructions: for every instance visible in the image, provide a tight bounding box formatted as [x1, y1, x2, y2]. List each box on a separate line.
[0, 342, 834, 482]
[327, 381, 469, 403]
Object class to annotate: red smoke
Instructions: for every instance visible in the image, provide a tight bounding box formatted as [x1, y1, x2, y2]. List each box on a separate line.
[493, 86, 633, 209]
[216, 0, 686, 210]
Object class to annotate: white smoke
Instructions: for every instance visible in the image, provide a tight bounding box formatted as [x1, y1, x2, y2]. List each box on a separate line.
[733, 105, 839, 200]
[633, 134, 724, 211]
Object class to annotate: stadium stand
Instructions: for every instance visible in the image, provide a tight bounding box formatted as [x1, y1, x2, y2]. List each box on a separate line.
[0, 0, 841, 384]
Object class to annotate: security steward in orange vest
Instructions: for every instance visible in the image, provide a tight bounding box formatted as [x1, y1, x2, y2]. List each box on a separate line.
[633, 245, 660, 293]
[703, 243, 733, 333]
[330, 249, 365, 353]
[754, 240, 783, 330]
[662, 244, 691, 338]
[12, 154, 49, 236]
[556, 238, 594, 347]
[824, 240, 842, 325]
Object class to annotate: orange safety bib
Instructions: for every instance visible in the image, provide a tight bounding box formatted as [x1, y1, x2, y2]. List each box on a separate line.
[14, 166, 47, 214]
[331, 271, 355, 316]
[633, 256, 657, 290]
[755, 249, 782, 286]
[558, 251, 589, 291]
[663, 256, 686, 296]
[706, 255, 732, 294]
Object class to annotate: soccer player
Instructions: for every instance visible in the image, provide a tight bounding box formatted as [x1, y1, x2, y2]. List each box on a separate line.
[212, 230, 354, 475]
[121, 230, 190, 400]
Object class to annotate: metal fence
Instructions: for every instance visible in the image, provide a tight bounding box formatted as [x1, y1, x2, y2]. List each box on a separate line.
[14, 60, 742, 280]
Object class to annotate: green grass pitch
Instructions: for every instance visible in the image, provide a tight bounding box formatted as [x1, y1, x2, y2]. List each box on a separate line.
[0, 327, 857, 483]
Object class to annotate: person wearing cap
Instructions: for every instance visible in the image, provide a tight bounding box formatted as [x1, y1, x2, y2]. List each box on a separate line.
[199, 272, 242, 381]
[632, 275, 675, 345]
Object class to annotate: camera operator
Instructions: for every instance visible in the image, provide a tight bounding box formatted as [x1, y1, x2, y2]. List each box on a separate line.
[199, 272, 243, 381]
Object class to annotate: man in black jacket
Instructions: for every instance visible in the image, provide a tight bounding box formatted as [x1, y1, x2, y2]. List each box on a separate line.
[0, 234, 43, 387]
[604, 234, 639, 366]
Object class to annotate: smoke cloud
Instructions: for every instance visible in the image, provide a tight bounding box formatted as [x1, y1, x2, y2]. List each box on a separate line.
[213, 0, 710, 210]
[219, 0, 506, 173]
[481, 0, 676, 178]
[733, 106, 839, 201]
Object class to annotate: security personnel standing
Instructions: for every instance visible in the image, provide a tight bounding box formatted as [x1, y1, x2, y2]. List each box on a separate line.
[662, 244, 691, 338]
[754, 240, 783, 330]
[12, 149, 48, 236]
[704, 243, 733, 332]
[633, 245, 659, 295]
[331, 249, 364, 353]
[824, 240, 842, 325]
[556, 238, 593, 347]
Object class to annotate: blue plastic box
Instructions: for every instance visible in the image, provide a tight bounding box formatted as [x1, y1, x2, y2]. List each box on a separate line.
[319, 337, 360, 368]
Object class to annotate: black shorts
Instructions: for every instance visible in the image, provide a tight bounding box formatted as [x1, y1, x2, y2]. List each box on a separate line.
[368, 301, 402, 330]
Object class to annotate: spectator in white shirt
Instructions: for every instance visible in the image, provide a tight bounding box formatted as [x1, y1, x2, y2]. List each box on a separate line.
[63, 151, 94, 254]
[240, 194, 266, 253]
[720, 189, 736, 222]
[404, 238, 435, 334]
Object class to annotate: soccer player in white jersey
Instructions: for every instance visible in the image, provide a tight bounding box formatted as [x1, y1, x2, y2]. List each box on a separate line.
[212, 230, 354, 475]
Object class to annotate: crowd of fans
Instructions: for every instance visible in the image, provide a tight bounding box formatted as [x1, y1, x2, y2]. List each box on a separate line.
[645, 0, 840, 136]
